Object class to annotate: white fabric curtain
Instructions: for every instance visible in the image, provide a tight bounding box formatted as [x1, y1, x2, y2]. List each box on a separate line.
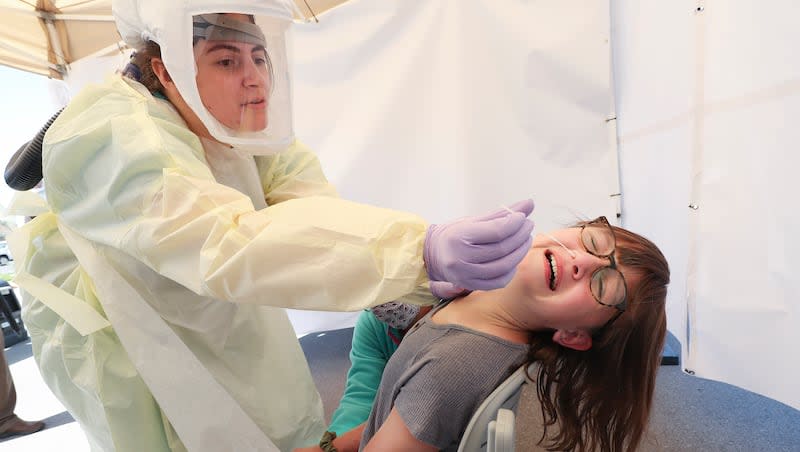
[613, 0, 800, 410]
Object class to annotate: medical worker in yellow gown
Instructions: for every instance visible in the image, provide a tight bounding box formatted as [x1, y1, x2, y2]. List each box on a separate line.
[9, 1, 534, 451]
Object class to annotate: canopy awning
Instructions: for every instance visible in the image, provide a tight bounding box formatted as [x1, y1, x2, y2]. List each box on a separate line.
[0, 0, 348, 79]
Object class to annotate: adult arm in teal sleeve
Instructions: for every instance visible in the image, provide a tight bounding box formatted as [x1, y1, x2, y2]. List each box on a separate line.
[328, 310, 400, 435]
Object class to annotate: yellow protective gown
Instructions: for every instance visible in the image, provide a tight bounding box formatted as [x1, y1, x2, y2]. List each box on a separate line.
[10, 74, 433, 452]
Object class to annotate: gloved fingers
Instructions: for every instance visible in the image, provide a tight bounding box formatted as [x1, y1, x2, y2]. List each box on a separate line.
[463, 212, 534, 245]
[460, 219, 534, 263]
[429, 281, 470, 301]
[455, 235, 533, 288]
[506, 198, 535, 217]
[474, 198, 535, 222]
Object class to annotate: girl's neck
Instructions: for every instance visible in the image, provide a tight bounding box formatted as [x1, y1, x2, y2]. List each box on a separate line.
[432, 290, 532, 344]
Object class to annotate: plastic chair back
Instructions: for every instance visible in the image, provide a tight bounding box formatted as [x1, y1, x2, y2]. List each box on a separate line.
[458, 363, 533, 452]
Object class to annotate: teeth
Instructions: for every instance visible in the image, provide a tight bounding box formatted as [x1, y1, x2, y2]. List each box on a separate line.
[547, 253, 557, 290]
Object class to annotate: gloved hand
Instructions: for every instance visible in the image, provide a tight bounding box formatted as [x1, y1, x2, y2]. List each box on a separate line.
[424, 199, 534, 293]
[429, 281, 468, 301]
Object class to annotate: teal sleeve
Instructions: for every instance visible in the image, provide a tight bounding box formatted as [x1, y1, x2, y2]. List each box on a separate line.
[328, 310, 400, 435]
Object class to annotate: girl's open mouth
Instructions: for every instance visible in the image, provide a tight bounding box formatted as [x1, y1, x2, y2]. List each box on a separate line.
[545, 251, 557, 291]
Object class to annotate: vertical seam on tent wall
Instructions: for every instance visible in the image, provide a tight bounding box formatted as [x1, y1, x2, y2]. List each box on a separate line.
[685, 1, 707, 375]
[606, 0, 622, 225]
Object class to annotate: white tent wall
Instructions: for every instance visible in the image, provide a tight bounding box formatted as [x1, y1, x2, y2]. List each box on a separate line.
[613, 0, 800, 410]
[293, 0, 617, 227]
[290, 0, 617, 336]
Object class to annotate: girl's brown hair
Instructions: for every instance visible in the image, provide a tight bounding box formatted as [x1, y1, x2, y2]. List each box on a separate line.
[526, 223, 669, 452]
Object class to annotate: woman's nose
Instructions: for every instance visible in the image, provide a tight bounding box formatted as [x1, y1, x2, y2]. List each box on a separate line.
[242, 61, 265, 87]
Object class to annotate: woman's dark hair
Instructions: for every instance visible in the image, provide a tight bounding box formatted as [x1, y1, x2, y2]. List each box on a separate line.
[526, 223, 670, 452]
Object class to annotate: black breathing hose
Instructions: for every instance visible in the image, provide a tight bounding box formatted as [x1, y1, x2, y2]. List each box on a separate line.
[4, 108, 64, 191]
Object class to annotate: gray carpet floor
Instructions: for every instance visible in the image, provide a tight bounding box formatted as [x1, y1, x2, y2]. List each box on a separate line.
[300, 327, 800, 452]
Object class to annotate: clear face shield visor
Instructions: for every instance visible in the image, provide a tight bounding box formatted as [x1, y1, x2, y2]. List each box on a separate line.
[178, 13, 293, 153]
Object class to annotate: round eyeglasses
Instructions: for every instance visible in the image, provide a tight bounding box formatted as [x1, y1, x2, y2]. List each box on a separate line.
[580, 216, 628, 311]
[579, 216, 628, 331]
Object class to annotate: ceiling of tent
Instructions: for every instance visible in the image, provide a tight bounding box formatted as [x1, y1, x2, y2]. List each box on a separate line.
[0, 0, 349, 79]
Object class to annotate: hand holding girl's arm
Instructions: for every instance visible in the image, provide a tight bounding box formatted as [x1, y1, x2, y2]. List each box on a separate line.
[292, 423, 366, 452]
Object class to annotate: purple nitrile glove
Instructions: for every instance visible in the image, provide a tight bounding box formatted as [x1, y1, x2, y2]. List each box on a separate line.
[424, 199, 535, 292]
[429, 281, 469, 301]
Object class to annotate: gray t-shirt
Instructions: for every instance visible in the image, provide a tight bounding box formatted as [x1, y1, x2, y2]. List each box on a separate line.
[360, 304, 529, 451]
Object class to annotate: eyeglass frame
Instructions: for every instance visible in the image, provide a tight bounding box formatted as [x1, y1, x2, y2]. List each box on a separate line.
[580, 216, 628, 331]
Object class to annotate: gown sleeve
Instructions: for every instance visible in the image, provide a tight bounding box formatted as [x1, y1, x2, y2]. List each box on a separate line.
[43, 76, 430, 312]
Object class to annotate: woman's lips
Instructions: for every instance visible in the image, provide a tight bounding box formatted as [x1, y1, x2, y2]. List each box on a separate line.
[242, 99, 266, 110]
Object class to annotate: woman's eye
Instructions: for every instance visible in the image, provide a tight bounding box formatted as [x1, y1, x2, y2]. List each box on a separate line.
[215, 55, 240, 68]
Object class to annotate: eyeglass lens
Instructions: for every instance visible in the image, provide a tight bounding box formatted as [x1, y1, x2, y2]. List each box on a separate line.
[581, 222, 615, 257]
[583, 220, 626, 306]
[591, 268, 626, 306]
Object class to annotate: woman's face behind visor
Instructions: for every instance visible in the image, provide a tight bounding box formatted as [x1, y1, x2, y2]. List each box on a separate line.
[193, 13, 272, 133]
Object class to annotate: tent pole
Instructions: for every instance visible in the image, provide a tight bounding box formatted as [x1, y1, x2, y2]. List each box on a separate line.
[43, 18, 68, 76]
